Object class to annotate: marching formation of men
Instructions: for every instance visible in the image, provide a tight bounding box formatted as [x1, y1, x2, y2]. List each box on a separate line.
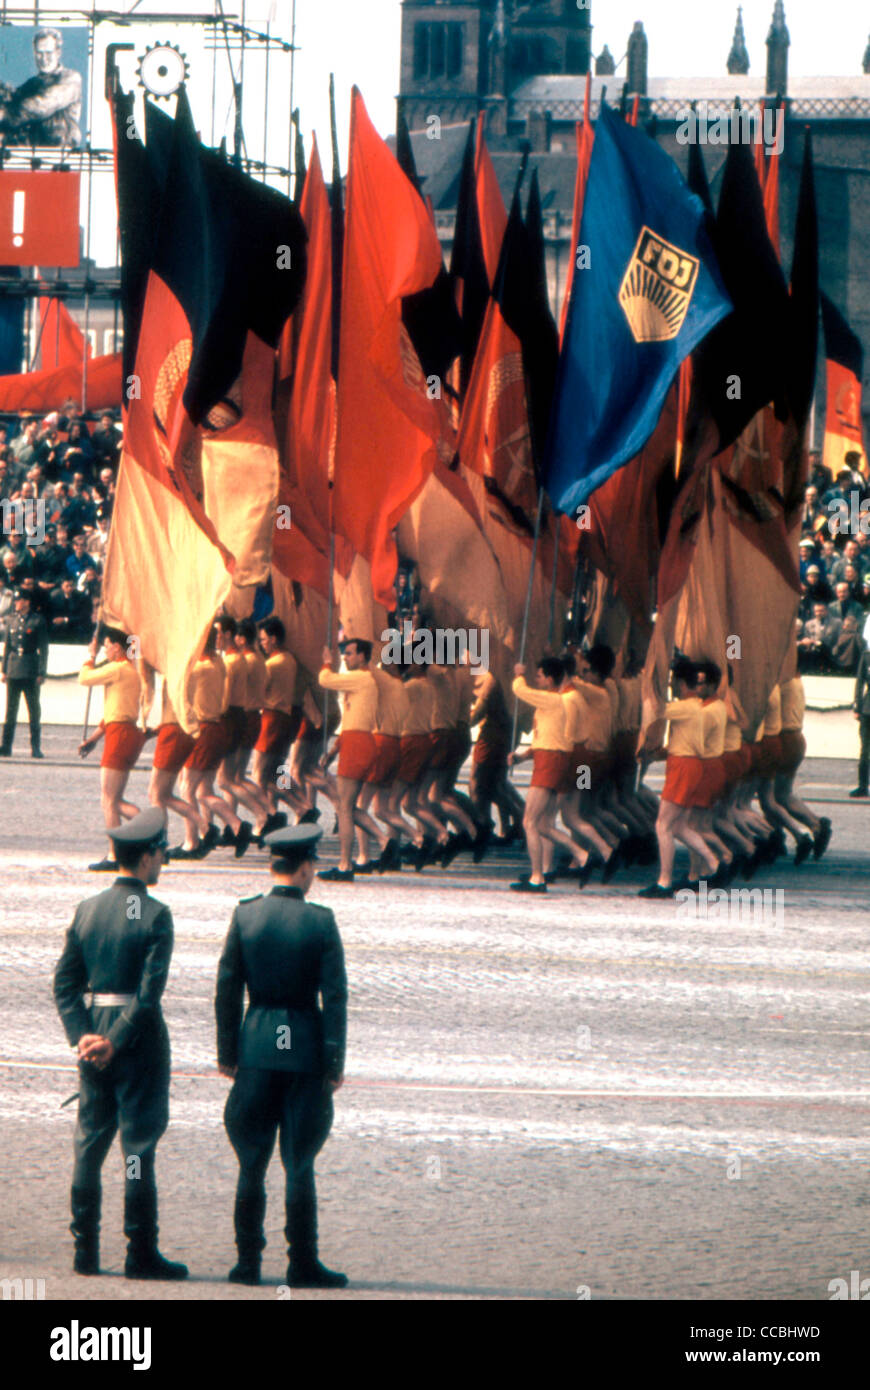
[67, 615, 832, 896]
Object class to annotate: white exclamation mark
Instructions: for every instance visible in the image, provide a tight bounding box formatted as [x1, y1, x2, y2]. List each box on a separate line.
[12, 190, 25, 247]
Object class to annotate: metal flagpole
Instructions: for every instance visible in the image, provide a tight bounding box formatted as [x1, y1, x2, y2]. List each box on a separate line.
[547, 504, 560, 646]
[509, 486, 545, 766]
[322, 72, 341, 759]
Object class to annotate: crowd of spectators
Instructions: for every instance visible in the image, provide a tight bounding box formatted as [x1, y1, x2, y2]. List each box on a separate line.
[0, 402, 121, 643]
[797, 450, 870, 674]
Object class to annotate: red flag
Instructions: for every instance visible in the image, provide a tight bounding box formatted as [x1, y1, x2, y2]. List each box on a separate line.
[475, 117, 508, 288]
[34, 289, 89, 371]
[332, 87, 445, 609]
[0, 352, 120, 413]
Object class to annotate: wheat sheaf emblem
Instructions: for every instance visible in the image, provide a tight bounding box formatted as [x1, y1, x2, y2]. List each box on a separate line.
[619, 226, 700, 344]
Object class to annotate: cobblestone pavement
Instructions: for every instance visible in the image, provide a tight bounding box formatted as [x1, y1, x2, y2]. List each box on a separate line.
[1, 730, 869, 1300]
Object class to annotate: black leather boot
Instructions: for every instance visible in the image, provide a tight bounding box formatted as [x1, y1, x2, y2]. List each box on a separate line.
[229, 1189, 267, 1286]
[285, 1184, 347, 1289]
[124, 1186, 188, 1281]
[70, 1185, 101, 1275]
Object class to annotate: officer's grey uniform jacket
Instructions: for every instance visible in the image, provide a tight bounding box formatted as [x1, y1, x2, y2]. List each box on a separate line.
[53, 878, 173, 1053]
[2, 609, 48, 680]
[215, 887, 347, 1081]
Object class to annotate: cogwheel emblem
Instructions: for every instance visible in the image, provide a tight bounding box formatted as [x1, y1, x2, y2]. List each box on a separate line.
[137, 43, 190, 100]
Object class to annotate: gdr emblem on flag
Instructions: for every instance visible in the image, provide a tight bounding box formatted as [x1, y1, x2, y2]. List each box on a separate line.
[618, 227, 700, 342]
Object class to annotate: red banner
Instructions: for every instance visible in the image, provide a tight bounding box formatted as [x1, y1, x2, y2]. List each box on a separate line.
[0, 171, 80, 265]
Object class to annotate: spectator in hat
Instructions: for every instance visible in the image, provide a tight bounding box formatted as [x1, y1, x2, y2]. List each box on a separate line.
[800, 564, 833, 619]
[798, 602, 842, 673]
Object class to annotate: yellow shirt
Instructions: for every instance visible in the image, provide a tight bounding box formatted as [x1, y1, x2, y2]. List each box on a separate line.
[188, 656, 226, 722]
[318, 666, 378, 732]
[79, 659, 142, 724]
[243, 649, 268, 710]
[763, 685, 782, 736]
[512, 677, 572, 752]
[617, 675, 642, 733]
[401, 677, 435, 736]
[429, 667, 460, 730]
[562, 687, 586, 744]
[372, 666, 405, 737]
[701, 698, 727, 757]
[780, 676, 805, 731]
[664, 696, 706, 758]
[264, 651, 298, 715]
[570, 678, 612, 751]
[223, 650, 247, 710]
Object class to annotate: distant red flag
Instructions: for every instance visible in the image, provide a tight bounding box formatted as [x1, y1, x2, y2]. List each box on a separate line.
[821, 290, 867, 479]
[332, 87, 446, 608]
[475, 117, 508, 289]
[0, 352, 119, 413]
[34, 290, 89, 371]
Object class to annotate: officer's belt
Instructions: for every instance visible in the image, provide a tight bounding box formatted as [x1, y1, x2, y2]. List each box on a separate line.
[85, 992, 135, 1007]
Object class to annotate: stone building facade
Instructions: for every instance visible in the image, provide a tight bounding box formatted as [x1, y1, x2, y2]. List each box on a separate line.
[398, 2, 870, 441]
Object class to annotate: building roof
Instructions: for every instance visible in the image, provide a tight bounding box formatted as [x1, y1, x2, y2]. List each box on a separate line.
[511, 73, 870, 119]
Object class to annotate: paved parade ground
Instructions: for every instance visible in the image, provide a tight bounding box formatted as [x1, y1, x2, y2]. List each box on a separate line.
[1, 728, 869, 1301]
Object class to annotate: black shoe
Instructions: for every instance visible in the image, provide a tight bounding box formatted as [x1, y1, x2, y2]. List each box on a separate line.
[317, 866, 354, 882]
[233, 820, 253, 859]
[794, 834, 813, 866]
[509, 879, 547, 893]
[270, 811, 289, 830]
[414, 838, 438, 872]
[168, 845, 200, 861]
[31, 749, 44, 759]
[71, 1186, 100, 1276]
[298, 807, 321, 825]
[73, 1249, 100, 1275]
[0, 746, 10, 756]
[440, 832, 471, 867]
[376, 838, 401, 872]
[286, 1259, 348, 1289]
[88, 858, 118, 872]
[813, 817, 832, 860]
[352, 860, 378, 874]
[708, 861, 731, 888]
[472, 825, 492, 864]
[219, 824, 236, 847]
[601, 847, 622, 884]
[228, 1261, 261, 1286]
[848, 786, 868, 798]
[638, 883, 674, 898]
[125, 1249, 189, 1281]
[400, 842, 419, 864]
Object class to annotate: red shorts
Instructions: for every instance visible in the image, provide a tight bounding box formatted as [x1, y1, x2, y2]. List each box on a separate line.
[298, 716, 321, 742]
[695, 756, 728, 807]
[754, 734, 783, 780]
[661, 753, 707, 808]
[255, 707, 302, 758]
[531, 748, 572, 792]
[101, 721, 146, 771]
[573, 743, 612, 790]
[152, 724, 195, 774]
[778, 729, 806, 774]
[367, 733, 401, 786]
[473, 731, 511, 767]
[721, 747, 751, 789]
[185, 719, 229, 772]
[397, 733, 432, 784]
[427, 729, 453, 771]
[221, 706, 248, 757]
[337, 729, 378, 781]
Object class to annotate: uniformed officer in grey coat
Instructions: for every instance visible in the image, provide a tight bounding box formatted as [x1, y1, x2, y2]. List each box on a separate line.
[53, 807, 188, 1281]
[0, 587, 48, 757]
[216, 825, 348, 1288]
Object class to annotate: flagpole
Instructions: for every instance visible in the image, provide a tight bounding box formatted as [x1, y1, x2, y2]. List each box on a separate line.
[509, 485, 545, 769]
[547, 507, 559, 645]
[323, 72, 341, 759]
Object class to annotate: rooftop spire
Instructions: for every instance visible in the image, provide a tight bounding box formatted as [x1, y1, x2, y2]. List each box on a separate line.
[766, 1, 789, 96]
[727, 7, 750, 76]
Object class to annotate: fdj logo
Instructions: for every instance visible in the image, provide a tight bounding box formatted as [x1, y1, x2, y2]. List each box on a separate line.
[619, 226, 699, 344]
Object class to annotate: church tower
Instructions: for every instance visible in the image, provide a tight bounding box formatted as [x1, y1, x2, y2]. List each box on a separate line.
[766, 0, 790, 96]
[727, 7, 750, 76]
[398, 1, 594, 133]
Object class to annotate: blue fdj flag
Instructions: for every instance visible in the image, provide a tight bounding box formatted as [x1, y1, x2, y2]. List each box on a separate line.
[543, 105, 731, 513]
